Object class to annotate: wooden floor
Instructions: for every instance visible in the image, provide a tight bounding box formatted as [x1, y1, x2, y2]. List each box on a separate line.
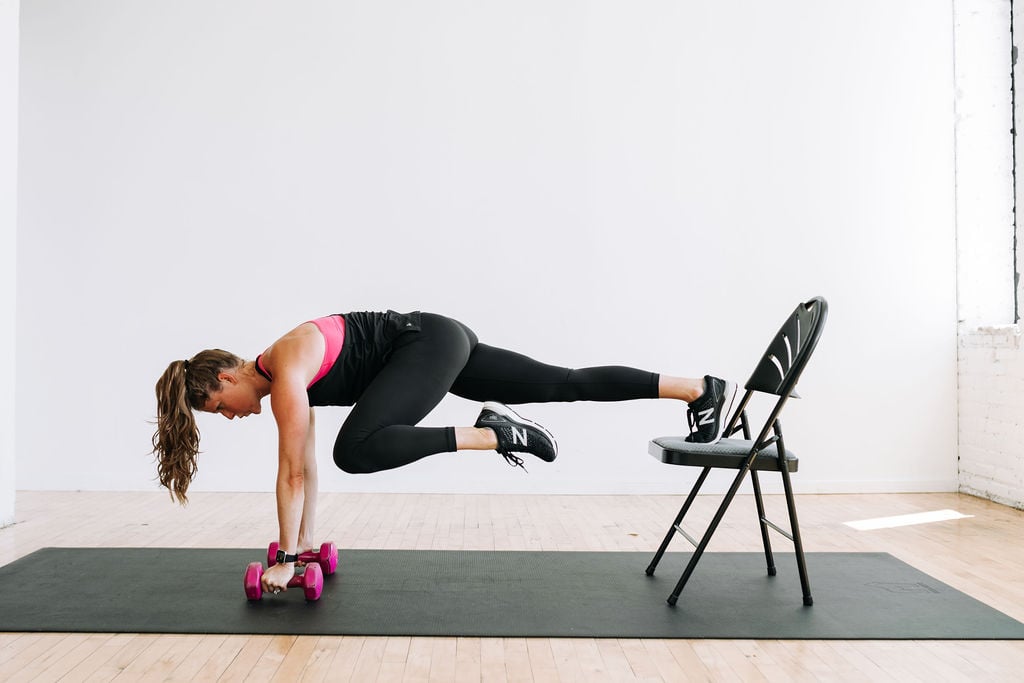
[0, 490, 1022, 681]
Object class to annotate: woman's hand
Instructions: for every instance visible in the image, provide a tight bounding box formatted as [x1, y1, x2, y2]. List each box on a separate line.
[261, 562, 296, 594]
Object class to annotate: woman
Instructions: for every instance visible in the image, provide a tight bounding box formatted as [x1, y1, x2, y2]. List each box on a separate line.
[152, 310, 736, 594]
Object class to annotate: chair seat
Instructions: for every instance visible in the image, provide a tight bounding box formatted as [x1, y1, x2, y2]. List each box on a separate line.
[649, 436, 799, 472]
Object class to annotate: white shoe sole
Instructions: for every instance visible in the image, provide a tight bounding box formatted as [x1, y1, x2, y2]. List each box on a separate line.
[712, 380, 739, 444]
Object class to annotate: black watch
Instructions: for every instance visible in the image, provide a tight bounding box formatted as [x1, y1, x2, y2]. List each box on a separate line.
[275, 549, 299, 564]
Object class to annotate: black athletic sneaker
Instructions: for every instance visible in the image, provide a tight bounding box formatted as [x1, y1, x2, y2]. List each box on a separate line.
[684, 375, 738, 444]
[474, 402, 558, 469]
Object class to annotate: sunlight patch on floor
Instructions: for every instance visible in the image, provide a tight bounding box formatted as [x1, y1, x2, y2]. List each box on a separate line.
[843, 509, 973, 531]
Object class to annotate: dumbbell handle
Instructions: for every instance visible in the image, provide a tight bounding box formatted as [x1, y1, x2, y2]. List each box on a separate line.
[295, 548, 326, 563]
[269, 541, 321, 564]
[245, 561, 323, 601]
[268, 547, 323, 565]
[258, 568, 307, 593]
[284, 573, 308, 589]
[268, 541, 337, 575]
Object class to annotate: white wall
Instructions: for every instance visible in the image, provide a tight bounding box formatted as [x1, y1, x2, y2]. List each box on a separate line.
[956, 0, 1024, 510]
[954, 0, 1016, 327]
[0, 0, 18, 526]
[17, 1, 958, 497]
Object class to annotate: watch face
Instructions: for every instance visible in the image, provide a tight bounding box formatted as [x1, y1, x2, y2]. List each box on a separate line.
[275, 549, 286, 564]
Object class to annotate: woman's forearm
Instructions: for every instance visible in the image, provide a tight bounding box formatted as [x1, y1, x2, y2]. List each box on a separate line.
[276, 464, 305, 557]
[298, 408, 318, 549]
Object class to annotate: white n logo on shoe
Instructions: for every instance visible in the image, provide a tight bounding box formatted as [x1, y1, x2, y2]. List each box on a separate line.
[697, 407, 715, 426]
[511, 426, 529, 446]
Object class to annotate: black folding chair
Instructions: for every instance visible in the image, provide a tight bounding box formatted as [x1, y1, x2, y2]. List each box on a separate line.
[645, 296, 828, 607]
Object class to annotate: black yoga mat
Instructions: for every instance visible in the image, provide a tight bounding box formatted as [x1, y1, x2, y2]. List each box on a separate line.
[2, 548, 1022, 639]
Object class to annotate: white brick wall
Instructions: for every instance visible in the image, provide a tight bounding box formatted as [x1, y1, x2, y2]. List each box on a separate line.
[958, 327, 1024, 509]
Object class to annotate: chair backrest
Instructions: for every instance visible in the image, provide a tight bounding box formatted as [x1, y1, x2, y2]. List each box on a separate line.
[745, 297, 828, 397]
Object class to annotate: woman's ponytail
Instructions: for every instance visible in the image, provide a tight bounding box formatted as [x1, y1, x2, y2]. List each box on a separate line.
[151, 349, 243, 504]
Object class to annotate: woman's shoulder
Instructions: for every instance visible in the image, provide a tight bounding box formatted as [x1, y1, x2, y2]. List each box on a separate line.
[261, 322, 326, 382]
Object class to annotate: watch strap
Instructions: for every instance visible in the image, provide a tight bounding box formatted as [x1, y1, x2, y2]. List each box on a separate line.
[275, 549, 299, 564]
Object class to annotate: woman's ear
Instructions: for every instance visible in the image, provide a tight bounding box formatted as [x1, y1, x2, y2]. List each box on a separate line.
[217, 371, 237, 385]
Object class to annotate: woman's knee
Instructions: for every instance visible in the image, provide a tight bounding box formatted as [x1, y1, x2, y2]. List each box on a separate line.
[332, 434, 379, 474]
[333, 451, 379, 474]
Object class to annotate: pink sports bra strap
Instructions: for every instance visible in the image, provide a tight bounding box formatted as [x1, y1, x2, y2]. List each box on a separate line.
[255, 354, 272, 380]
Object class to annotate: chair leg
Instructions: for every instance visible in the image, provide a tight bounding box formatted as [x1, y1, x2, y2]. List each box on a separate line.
[667, 465, 751, 606]
[646, 468, 710, 576]
[749, 470, 776, 577]
[780, 466, 813, 606]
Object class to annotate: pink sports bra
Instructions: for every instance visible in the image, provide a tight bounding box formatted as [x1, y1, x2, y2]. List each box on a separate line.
[255, 315, 346, 389]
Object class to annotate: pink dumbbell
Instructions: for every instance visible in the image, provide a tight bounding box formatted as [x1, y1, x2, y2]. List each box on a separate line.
[243, 561, 323, 601]
[267, 541, 338, 575]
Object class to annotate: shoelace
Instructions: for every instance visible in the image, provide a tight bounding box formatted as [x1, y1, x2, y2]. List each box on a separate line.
[499, 450, 528, 472]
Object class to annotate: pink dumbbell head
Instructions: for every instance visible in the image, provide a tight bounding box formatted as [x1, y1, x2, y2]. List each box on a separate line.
[301, 562, 324, 601]
[319, 542, 339, 575]
[244, 562, 264, 601]
[267, 542, 280, 569]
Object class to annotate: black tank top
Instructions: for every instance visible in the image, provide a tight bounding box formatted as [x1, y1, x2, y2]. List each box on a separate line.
[305, 311, 421, 406]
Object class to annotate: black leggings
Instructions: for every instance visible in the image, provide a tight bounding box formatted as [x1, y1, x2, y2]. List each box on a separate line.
[333, 313, 660, 473]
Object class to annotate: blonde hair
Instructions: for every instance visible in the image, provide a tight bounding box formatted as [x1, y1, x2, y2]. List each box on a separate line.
[152, 349, 243, 504]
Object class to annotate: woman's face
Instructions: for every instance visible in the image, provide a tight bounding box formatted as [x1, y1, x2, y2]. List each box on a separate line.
[202, 372, 263, 420]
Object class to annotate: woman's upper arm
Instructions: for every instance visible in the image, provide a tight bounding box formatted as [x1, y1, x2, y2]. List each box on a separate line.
[271, 376, 311, 469]
[265, 326, 322, 469]
[271, 374, 310, 432]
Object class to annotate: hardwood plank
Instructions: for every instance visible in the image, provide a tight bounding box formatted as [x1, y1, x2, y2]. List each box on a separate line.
[501, 638, 533, 683]
[321, 636, 365, 682]
[82, 634, 155, 683]
[617, 638, 663, 681]
[524, 638, 558, 682]
[594, 639, 641, 681]
[136, 634, 205, 681]
[662, 638, 717, 681]
[186, 635, 250, 683]
[215, 635, 275, 683]
[428, 637, 458, 682]
[54, 634, 137, 683]
[8, 633, 92, 683]
[105, 634, 177, 681]
[243, 635, 297, 683]
[0, 633, 45, 668]
[453, 637, 482, 683]
[296, 636, 344, 683]
[161, 634, 232, 682]
[642, 638, 699, 682]
[547, 638, 587, 681]
[478, 635, 507, 682]
[824, 641, 897, 682]
[400, 637, 431, 682]
[270, 636, 320, 683]
[1, 634, 71, 682]
[349, 636, 386, 682]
